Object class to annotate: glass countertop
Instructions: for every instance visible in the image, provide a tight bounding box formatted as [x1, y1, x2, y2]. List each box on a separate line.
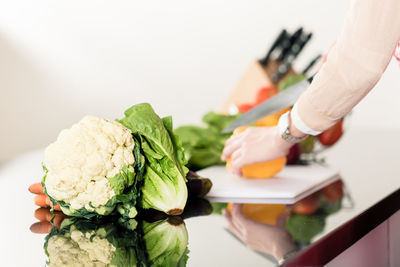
[0, 128, 399, 266]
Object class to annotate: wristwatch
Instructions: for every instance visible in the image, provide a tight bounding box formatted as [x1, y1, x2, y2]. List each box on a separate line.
[278, 111, 307, 144]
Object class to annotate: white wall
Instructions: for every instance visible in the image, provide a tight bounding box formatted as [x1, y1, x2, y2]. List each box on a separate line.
[0, 0, 399, 161]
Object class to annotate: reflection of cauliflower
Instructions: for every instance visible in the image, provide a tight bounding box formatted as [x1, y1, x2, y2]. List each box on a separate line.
[44, 218, 139, 267]
[44, 116, 136, 216]
[47, 230, 116, 267]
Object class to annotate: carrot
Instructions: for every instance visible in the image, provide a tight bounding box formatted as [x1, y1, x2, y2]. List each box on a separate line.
[30, 222, 53, 234]
[34, 194, 61, 211]
[28, 183, 44, 194]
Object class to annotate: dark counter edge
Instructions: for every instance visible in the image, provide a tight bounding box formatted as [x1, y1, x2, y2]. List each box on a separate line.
[281, 187, 400, 267]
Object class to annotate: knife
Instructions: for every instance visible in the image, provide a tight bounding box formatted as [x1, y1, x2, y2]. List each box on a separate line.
[272, 32, 313, 82]
[302, 54, 322, 74]
[259, 29, 288, 66]
[221, 76, 314, 134]
[276, 27, 303, 62]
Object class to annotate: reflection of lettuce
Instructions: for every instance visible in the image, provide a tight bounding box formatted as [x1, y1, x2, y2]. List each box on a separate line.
[143, 217, 189, 267]
[44, 216, 190, 267]
[211, 202, 228, 215]
[119, 103, 189, 215]
[175, 112, 239, 171]
[285, 214, 326, 244]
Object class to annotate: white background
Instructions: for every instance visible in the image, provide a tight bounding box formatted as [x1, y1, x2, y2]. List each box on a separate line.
[0, 0, 399, 161]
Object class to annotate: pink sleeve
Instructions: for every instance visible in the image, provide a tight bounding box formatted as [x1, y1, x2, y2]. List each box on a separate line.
[293, 0, 400, 133]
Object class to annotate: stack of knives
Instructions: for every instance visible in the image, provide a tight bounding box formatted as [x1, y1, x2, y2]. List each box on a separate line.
[259, 27, 321, 83]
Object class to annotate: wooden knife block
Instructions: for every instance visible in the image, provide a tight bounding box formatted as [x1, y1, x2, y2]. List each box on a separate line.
[219, 59, 295, 114]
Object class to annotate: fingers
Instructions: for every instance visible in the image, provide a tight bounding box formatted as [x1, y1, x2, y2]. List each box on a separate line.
[34, 207, 55, 222]
[231, 150, 245, 176]
[33, 194, 62, 211]
[33, 207, 67, 230]
[276, 213, 289, 229]
[223, 209, 244, 238]
[221, 135, 244, 161]
[34, 194, 49, 207]
[30, 222, 53, 234]
[29, 182, 44, 194]
[231, 204, 248, 225]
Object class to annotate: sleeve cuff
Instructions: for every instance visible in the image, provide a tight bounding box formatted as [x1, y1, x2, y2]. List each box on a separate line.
[291, 103, 322, 136]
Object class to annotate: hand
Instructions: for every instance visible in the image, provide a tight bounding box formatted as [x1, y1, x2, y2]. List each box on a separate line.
[221, 127, 292, 175]
[30, 207, 68, 234]
[29, 182, 61, 211]
[223, 204, 296, 261]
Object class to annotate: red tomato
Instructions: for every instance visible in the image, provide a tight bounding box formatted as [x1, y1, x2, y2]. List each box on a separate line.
[292, 192, 321, 215]
[255, 86, 279, 104]
[322, 180, 344, 202]
[237, 103, 255, 113]
[318, 119, 343, 146]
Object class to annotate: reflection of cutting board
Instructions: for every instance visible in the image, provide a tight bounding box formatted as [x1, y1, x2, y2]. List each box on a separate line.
[198, 164, 340, 204]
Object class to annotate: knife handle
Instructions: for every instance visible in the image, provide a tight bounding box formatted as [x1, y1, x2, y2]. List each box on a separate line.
[302, 54, 322, 74]
[277, 27, 303, 62]
[259, 29, 288, 66]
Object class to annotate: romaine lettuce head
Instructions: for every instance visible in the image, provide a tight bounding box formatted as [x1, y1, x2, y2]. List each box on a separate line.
[44, 217, 140, 267]
[42, 116, 145, 219]
[143, 217, 189, 267]
[119, 103, 189, 215]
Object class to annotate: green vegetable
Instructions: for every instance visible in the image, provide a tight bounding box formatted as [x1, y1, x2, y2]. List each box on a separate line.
[42, 139, 144, 219]
[278, 74, 307, 92]
[210, 202, 228, 215]
[42, 137, 146, 219]
[44, 217, 143, 267]
[285, 214, 326, 244]
[44, 215, 190, 267]
[175, 112, 239, 170]
[320, 198, 342, 215]
[186, 171, 213, 198]
[300, 136, 315, 154]
[143, 217, 189, 267]
[119, 103, 189, 215]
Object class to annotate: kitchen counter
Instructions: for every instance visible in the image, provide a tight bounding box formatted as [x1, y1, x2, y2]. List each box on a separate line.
[0, 127, 399, 266]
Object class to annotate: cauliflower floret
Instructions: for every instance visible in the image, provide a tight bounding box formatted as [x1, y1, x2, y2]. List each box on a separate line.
[44, 116, 135, 211]
[47, 230, 116, 267]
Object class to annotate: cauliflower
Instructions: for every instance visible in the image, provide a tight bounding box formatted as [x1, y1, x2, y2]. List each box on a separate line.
[44, 217, 139, 267]
[47, 231, 116, 267]
[43, 116, 142, 217]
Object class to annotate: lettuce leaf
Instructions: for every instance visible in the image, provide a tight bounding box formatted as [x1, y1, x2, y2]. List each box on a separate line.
[174, 112, 239, 170]
[119, 103, 188, 215]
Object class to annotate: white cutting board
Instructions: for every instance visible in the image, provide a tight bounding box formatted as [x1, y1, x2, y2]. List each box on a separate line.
[198, 164, 340, 204]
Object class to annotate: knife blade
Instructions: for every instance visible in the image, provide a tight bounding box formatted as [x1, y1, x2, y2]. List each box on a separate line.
[221, 76, 313, 134]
